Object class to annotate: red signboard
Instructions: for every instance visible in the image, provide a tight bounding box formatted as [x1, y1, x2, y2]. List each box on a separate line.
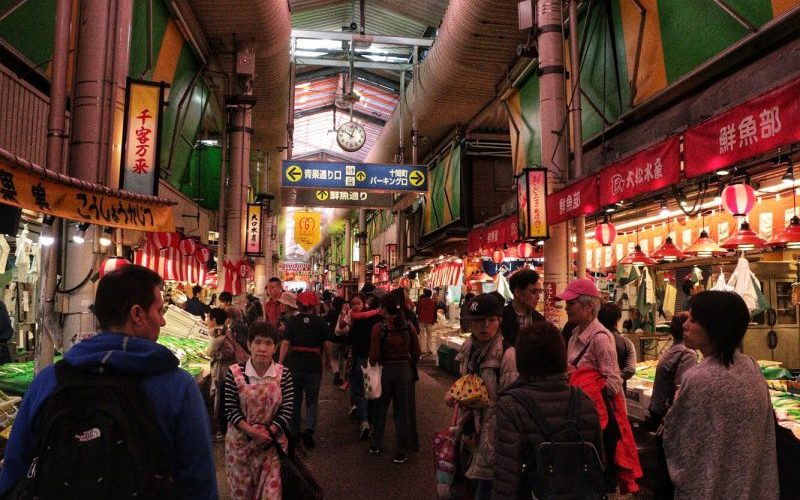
[684, 78, 800, 178]
[466, 215, 518, 255]
[598, 136, 680, 206]
[546, 175, 599, 225]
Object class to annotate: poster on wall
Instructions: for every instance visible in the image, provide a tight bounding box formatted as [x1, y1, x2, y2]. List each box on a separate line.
[120, 79, 167, 196]
[245, 204, 263, 256]
[517, 167, 548, 239]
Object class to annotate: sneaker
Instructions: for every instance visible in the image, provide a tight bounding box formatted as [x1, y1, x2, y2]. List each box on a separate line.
[348, 405, 358, 419]
[359, 423, 370, 441]
[369, 447, 381, 455]
[393, 453, 408, 464]
[301, 432, 315, 449]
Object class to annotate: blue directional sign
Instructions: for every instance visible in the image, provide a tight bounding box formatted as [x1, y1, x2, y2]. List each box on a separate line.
[281, 160, 428, 193]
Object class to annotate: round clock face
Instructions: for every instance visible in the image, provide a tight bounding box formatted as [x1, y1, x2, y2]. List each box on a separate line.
[336, 121, 366, 152]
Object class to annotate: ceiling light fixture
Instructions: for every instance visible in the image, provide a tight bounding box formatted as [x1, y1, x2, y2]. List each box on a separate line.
[73, 222, 90, 244]
[99, 227, 113, 247]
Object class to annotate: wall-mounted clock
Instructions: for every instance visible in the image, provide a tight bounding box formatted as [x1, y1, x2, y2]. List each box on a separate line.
[336, 121, 366, 152]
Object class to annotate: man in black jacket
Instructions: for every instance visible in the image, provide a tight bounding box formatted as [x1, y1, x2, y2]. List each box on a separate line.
[501, 269, 545, 346]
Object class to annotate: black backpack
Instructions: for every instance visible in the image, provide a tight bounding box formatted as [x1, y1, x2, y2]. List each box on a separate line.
[505, 387, 606, 500]
[11, 361, 175, 499]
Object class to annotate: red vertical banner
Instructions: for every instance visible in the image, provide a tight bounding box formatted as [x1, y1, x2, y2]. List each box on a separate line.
[543, 281, 560, 324]
[598, 136, 681, 206]
[546, 175, 599, 225]
[684, 79, 800, 178]
[518, 168, 548, 239]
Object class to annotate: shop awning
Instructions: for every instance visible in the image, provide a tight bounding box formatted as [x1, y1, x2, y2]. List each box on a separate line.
[0, 148, 176, 232]
[467, 215, 518, 254]
[429, 261, 463, 289]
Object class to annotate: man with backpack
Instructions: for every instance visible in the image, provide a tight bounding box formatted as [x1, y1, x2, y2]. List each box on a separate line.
[0, 264, 217, 499]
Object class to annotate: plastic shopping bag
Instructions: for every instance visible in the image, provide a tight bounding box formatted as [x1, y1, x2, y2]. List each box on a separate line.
[446, 374, 490, 409]
[362, 361, 382, 400]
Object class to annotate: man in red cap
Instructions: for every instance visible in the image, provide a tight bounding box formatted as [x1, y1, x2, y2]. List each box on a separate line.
[556, 278, 622, 395]
[279, 290, 332, 449]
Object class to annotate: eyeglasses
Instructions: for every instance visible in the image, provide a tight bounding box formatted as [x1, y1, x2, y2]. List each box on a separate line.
[525, 288, 544, 296]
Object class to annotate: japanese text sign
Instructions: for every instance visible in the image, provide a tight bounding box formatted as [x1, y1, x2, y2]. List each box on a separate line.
[245, 204, 263, 256]
[280, 187, 394, 208]
[282, 262, 311, 272]
[517, 168, 548, 239]
[684, 78, 800, 178]
[599, 136, 680, 206]
[0, 159, 174, 231]
[120, 79, 166, 196]
[546, 175, 599, 225]
[282, 160, 428, 193]
[467, 216, 518, 255]
[293, 211, 321, 251]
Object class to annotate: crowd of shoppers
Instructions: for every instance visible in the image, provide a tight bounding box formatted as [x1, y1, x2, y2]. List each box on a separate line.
[0, 264, 784, 500]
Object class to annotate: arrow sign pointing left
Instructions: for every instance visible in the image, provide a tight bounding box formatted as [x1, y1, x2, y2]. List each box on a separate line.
[286, 165, 302, 182]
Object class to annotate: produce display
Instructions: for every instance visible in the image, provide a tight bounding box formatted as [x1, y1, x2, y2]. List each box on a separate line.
[0, 333, 210, 396]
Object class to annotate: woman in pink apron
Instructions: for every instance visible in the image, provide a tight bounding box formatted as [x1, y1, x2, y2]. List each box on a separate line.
[224, 321, 295, 500]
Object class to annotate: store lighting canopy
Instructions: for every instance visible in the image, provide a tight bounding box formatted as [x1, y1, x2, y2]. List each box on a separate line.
[683, 230, 728, 258]
[719, 221, 768, 251]
[619, 245, 656, 266]
[769, 216, 800, 249]
[651, 237, 686, 262]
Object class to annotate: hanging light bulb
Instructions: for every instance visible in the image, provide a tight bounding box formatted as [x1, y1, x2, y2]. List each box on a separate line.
[73, 222, 90, 244]
[659, 199, 670, 217]
[782, 165, 795, 185]
[40, 215, 56, 246]
[99, 227, 113, 247]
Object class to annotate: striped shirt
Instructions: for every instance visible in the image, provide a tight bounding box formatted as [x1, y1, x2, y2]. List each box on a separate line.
[223, 361, 294, 434]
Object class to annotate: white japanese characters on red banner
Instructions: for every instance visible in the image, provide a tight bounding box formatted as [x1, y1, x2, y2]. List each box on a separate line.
[546, 175, 599, 225]
[684, 78, 800, 178]
[599, 136, 680, 206]
[120, 80, 166, 196]
[282, 262, 311, 272]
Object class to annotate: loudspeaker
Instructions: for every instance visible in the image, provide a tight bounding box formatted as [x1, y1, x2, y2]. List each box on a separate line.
[0, 204, 21, 236]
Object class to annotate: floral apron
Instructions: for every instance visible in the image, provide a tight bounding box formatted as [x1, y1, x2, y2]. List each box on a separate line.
[225, 363, 288, 500]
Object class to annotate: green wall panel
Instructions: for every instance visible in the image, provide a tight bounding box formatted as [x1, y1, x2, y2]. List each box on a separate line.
[658, 0, 773, 83]
[163, 45, 202, 186]
[518, 73, 542, 167]
[0, 0, 55, 69]
[129, 0, 172, 79]
[181, 145, 220, 210]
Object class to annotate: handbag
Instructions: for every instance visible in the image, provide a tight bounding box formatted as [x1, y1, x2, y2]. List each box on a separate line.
[362, 360, 383, 400]
[267, 429, 324, 500]
[434, 408, 462, 499]
[447, 374, 490, 409]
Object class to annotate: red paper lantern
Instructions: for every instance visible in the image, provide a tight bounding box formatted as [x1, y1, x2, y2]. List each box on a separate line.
[721, 183, 755, 217]
[99, 257, 131, 278]
[179, 237, 197, 256]
[399, 277, 410, 288]
[492, 250, 505, 264]
[204, 270, 217, 288]
[595, 223, 617, 246]
[151, 232, 175, 250]
[516, 242, 534, 259]
[194, 246, 212, 263]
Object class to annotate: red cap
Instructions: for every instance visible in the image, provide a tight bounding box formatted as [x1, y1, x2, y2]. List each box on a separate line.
[296, 291, 320, 307]
[555, 278, 600, 301]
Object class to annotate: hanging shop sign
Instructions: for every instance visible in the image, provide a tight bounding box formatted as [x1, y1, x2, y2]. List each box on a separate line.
[280, 187, 394, 208]
[467, 215, 519, 255]
[282, 160, 428, 193]
[293, 211, 321, 251]
[245, 204, 263, 256]
[282, 262, 311, 272]
[517, 167, 548, 240]
[0, 158, 175, 231]
[119, 79, 167, 196]
[598, 136, 680, 206]
[684, 78, 800, 179]
[546, 175, 599, 225]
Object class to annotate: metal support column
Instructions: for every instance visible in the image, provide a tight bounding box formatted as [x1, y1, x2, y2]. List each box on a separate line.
[537, 0, 570, 326]
[569, 0, 586, 280]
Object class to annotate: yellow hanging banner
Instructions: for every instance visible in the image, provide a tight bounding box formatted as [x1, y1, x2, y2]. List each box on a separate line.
[0, 157, 175, 232]
[294, 211, 321, 251]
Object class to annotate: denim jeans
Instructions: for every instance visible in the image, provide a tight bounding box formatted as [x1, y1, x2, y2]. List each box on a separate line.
[370, 362, 412, 453]
[349, 355, 369, 423]
[291, 370, 322, 435]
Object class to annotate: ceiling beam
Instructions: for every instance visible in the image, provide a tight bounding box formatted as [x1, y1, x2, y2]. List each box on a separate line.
[291, 29, 435, 48]
[295, 67, 403, 93]
[294, 104, 387, 126]
[295, 56, 412, 71]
